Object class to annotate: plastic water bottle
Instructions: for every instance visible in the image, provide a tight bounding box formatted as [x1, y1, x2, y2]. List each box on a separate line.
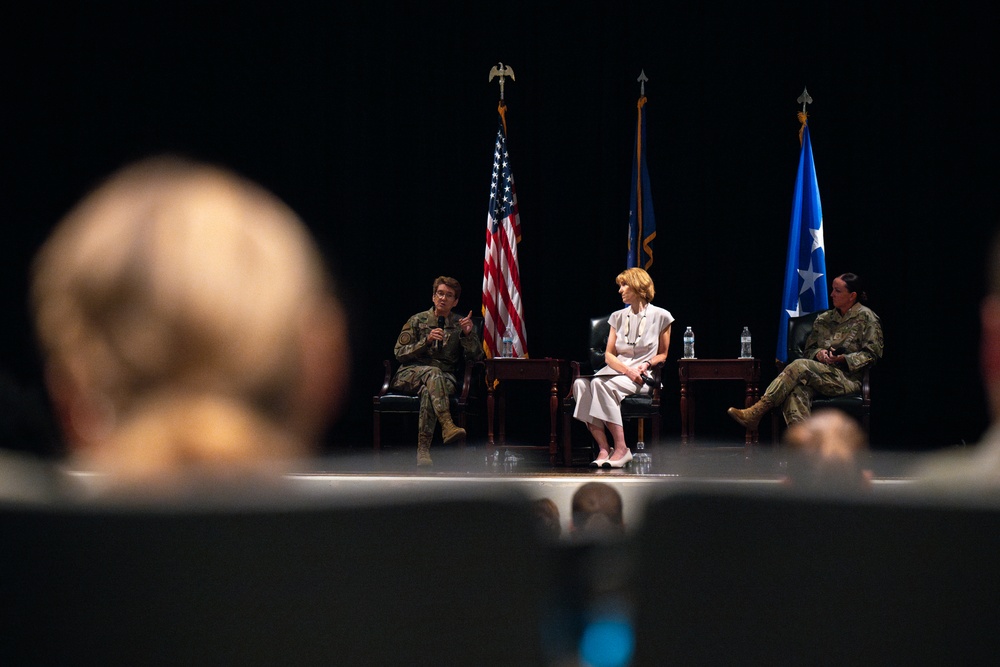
[740, 326, 752, 359]
[501, 335, 513, 358]
[683, 327, 695, 359]
[634, 439, 652, 469]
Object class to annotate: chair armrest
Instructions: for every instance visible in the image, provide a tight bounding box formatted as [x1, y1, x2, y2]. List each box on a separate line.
[377, 359, 393, 397]
[861, 366, 871, 404]
[563, 361, 583, 400]
[647, 361, 665, 397]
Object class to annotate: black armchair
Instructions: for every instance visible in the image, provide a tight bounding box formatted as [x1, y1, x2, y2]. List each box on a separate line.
[373, 318, 484, 452]
[772, 310, 872, 444]
[561, 315, 663, 464]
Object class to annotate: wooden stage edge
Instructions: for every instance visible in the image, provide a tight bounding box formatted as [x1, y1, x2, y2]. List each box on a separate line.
[282, 443, 920, 538]
[64, 444, 922, 537]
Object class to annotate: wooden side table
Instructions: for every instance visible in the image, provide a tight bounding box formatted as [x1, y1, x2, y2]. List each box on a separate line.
[484, 357, 565, 465]
[678, 358, 761, 445]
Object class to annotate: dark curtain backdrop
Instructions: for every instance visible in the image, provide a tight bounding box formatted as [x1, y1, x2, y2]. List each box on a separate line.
[2, 2, 995, 455]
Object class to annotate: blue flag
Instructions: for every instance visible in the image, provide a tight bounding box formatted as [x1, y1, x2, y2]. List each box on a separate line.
[776, 122, 828, 362]
[627, 96, 655, 269]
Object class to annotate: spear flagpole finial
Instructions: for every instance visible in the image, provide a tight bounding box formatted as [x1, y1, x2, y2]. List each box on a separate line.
[489, 62, 516, 101]
[796, 87, 814, 144]
[797, 86, 813, 114]
[637, 69, 648, 97]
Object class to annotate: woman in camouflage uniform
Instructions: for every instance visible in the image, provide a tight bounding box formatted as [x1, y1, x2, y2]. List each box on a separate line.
[728, 273, 883, 429]
[390, 276, 482, 466]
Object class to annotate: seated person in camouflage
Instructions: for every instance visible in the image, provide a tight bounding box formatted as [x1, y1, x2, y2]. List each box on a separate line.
[391, 276, 483, 466]
[727, 272, 883, 429]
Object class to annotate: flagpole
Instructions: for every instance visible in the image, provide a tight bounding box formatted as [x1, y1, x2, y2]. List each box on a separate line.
[490, 61, 514, 135]
[635, 72, 647, 269]
[633, 71, 651, 448]
[776, 86, 828, 364]
[628, 70, 656, 272]
[483, 62, 527, 362]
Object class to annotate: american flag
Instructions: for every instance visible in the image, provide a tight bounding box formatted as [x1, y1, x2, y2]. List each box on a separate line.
[482, 106, 527, 358]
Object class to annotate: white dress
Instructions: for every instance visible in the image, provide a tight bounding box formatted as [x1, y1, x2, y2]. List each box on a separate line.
[572, 304, 674, 427]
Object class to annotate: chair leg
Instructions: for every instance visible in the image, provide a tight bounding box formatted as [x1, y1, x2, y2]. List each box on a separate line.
[373, 412, 381, 452]
[562, 409, 573, 466]
[457, 412, 467, 448]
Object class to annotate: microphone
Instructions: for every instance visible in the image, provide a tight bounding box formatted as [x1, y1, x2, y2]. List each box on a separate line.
[436, 316, 445, 350]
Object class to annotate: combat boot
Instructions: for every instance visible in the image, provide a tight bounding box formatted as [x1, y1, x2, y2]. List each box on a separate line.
[416, 432, 433, 466]
[440, 416, 466, 444]
[727, 397, 774, 430]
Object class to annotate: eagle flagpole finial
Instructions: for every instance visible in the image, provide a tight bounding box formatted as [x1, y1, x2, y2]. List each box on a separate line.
[489, 62, 515, 101]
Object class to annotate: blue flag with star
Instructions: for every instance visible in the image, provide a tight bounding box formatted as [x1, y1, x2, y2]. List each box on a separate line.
[776, 122, 828, 362]
[627, 96, 655, 269]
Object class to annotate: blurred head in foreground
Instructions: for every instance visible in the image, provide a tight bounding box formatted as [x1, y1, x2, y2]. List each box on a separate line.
[531, 497, 562, 541]
[571, 481, 625, 539]
[914, 228, 1000, 486]
[783, 408, 871, 490]
[31, 156, 347, 491]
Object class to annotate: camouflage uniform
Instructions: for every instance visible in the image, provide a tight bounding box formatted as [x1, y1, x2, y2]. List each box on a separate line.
[391, 307, 483, 437]
[766, 303, 884, 424]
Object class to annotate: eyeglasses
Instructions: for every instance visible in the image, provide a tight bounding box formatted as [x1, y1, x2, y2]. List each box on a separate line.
[434, 291, 456, 300]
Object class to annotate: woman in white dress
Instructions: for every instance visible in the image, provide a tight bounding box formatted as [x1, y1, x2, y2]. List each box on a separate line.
[572, 268, 673, 468]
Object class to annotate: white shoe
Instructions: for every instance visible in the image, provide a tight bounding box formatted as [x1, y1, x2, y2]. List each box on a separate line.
[590, 453, 611, 468]
[607, 449, 633, 469]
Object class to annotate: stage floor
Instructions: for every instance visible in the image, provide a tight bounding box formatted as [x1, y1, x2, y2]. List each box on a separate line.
[290, 441, 920, 536]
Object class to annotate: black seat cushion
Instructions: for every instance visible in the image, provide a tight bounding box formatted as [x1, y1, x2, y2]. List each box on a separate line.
[375, 394, 462, 413]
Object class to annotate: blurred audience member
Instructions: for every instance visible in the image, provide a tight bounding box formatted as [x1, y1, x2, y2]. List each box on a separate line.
[30, 156, 347, 496]
[915, 229, 1000, 487]
[570, 481, 625, 540]
[531, 497, 562, 541]
[782, 408, 872, 491]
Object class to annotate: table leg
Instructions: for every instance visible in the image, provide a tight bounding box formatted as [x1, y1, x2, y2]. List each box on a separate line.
[689, 391, 696, 442]
[486, 384, 495, 448]
[746, 381, 760, 445]
[548, 380, 558, 465]
[680, 380, 690, 444]
[498, 389, 506, 447]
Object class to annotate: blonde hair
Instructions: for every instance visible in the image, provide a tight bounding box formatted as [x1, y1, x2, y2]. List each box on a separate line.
[32, 156, 346, 483]
[616, 267, 655, 302]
